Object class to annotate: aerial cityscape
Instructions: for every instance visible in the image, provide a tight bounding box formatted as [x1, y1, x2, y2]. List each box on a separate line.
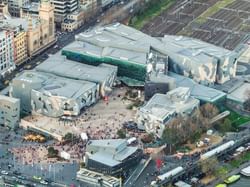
[0, 0, 250, 187]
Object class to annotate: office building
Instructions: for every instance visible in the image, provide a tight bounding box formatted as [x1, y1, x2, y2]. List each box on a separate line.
[51, 0, 78, 24]
[7, 0, 29, 17]
[0, 29, 16, 78]
[21, 2, 39, 18]
[0, 95, 20, 129]
[61, 9, 84, 32]
[13, 26, 28, 65]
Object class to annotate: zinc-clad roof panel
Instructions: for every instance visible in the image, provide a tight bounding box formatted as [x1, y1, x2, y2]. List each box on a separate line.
[36, 53, 117, 84]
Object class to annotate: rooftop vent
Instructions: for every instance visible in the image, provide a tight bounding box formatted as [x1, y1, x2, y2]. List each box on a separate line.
[175, 36, 183, 41]
[96, 37, 109, 42]
[80, 33, 93, 38]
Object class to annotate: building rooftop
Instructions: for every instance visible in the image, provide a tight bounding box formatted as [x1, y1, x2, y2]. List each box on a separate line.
[140, 87, 199, 120]
[0, 17, 41, 30]
[227, 82, 250, 104]
[174, 181, 191, 187]
[161, 35, 235, 59]
[14, 71, 96, 100]
[238, 45, 250, 63]
[169, 72, 226, 102]
[86, 139, 138, 167]
[69, 23, 236, 67]
[63, 19, 75, 24]
[35, 53, 117, 84]
[22, 2, 40, 13]
[77, 168, 120, 185]
[87, 139, 126, 150]
[0, 94, 19, 103]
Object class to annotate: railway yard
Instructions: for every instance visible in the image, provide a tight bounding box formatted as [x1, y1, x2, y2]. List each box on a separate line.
[142, 0, 250, 50]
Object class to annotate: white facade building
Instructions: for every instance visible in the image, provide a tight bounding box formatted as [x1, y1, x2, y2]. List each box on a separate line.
[0, 29, 15, 78]
[51, 0, 78, 24]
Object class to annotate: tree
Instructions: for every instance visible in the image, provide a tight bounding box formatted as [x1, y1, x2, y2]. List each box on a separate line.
[47, 147, 58, 158]
[117, 129, 126, 139]
[141, 133, 154, 143]
[162, 127, 179, 153]
[200, 103, 219, 119]
[63, 133, 78, 143]
[217, 118, 233, 134]
[199, 157, 219, 176]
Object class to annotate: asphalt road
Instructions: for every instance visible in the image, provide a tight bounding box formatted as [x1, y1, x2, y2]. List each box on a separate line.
[0, 127, 81, 186]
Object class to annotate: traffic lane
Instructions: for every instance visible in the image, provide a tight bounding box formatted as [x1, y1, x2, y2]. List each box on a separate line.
[15, 161, 80, 186]
[132, 160, 157, 187]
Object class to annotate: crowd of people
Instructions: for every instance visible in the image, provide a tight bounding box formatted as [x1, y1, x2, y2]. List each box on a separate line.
[10, 88, 145, 166]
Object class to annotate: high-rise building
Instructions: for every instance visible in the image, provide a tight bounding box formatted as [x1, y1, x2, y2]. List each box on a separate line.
[51, 0, 78, 24]
[7, 0, 30, 17]
[0, 29, 15, 78]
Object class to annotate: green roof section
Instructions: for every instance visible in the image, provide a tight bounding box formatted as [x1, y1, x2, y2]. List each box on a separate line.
[61, 49, 147, 84]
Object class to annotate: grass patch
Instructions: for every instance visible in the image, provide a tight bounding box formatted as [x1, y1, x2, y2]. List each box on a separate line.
[217, 105, 250, 128]
[240, 24, 250, 32]
[227, 110, 250, 128]
[215, 165, 229, 177]
[129, 0, 176, 30]
[195, 0, 235, 24]
[176, 146, 191, 153]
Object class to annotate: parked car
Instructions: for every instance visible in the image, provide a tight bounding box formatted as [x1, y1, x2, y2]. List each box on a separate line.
[13, 170, 21, 176]
[40, 180, 49, 185]
[33, 175, 42, 181]
[1, 170, 8, 175]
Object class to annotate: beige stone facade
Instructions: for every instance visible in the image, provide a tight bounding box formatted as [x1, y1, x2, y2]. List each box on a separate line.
[81, 0, 98, 21]
[0, 2, 9, 16]
[26, 1, 55, 56]
[14, 31, 27, 65]
[0, 1, 56, 65]
[61, 10, 85, 32]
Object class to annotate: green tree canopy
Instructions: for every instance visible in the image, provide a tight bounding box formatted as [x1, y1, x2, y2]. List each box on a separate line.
[117, 129, 126, 139]
[199, 156, 219, 176]
[47, 147, 58, 158]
